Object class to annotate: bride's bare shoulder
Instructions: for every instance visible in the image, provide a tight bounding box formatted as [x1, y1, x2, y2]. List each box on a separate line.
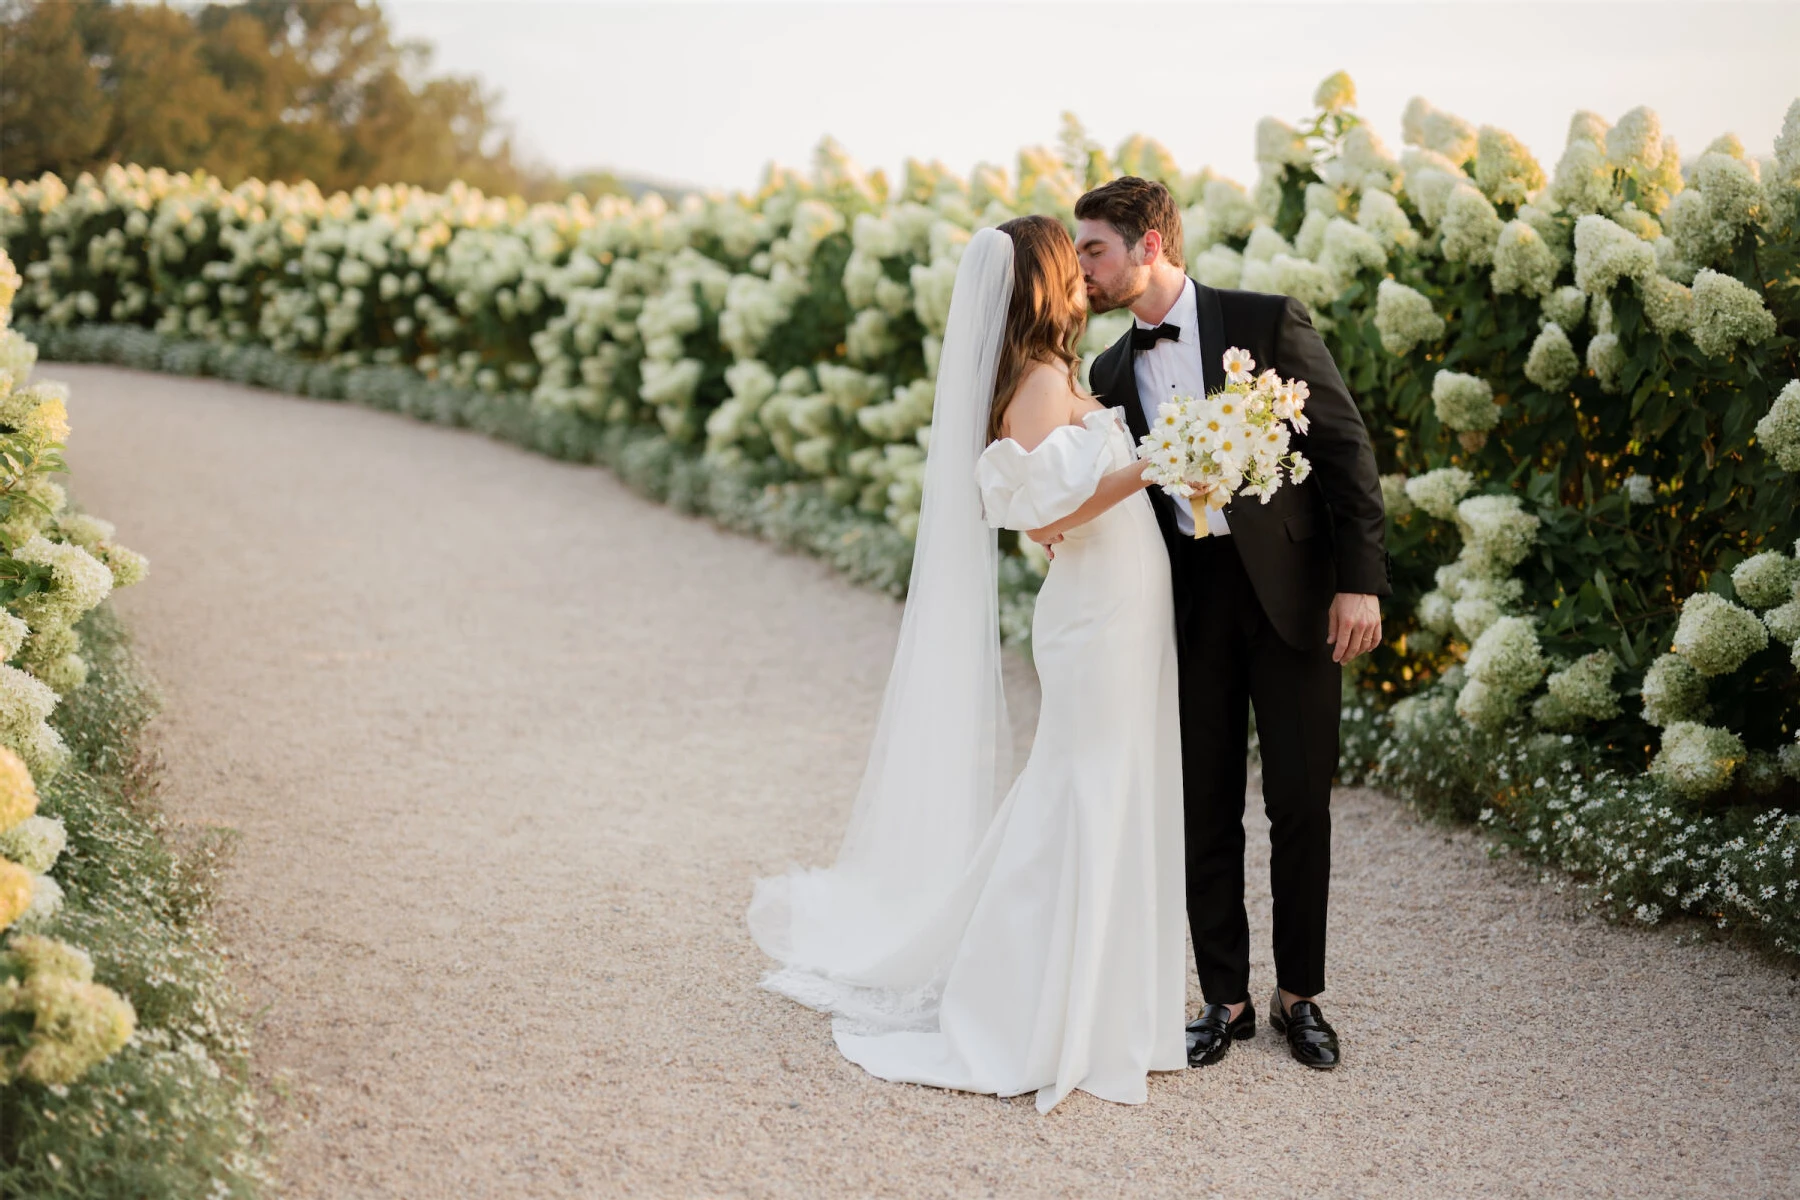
[1001, 362, 1083, 445]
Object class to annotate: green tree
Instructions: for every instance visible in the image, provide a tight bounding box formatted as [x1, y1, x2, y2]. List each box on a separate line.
[0, 0, 109, 176]
[0, 0, 550, 195]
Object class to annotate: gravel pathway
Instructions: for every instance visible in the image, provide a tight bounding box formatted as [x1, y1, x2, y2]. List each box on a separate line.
[55, 363, 1800, 1199]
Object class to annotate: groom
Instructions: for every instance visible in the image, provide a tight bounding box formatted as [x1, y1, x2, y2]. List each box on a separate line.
[1054, 177, 1389, 1070]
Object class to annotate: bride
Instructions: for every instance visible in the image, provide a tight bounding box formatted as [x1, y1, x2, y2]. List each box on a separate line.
[747, 215, 1187, 1113]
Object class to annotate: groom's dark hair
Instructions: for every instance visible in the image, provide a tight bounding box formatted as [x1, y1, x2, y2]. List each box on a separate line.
[1074, 177, 1185, 269]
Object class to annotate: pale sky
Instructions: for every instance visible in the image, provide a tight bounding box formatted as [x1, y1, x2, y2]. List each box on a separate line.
[384, 0, 1800, 193]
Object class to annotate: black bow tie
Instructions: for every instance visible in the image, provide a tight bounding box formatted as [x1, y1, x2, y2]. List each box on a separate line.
[1131, 322, 1180, 350]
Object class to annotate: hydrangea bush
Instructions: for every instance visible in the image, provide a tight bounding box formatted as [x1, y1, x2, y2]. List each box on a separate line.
[4, 84, 1798, 950]
[0, 253, 262, 1194]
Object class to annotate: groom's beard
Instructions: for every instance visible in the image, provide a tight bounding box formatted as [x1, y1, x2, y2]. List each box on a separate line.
[1085, 272, 1147, 315]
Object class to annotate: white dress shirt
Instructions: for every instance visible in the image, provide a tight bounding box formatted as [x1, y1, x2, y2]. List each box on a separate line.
[1134, 280, 1230, 537]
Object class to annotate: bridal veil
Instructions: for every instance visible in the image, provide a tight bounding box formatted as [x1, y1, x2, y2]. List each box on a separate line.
[746, 227, 1016, 1029]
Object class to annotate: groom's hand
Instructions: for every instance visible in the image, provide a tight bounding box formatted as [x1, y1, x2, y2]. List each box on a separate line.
[1327, 592, 1382, 664]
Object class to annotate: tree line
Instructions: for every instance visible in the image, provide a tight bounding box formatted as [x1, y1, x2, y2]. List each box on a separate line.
[0, 0, 631, 200]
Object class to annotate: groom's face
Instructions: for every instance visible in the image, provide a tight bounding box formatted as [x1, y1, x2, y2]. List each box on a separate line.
[1075, 219, 1150, 315]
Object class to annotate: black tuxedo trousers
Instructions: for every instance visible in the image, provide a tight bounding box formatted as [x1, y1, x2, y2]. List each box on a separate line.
[1174, 534, 1339, 1004]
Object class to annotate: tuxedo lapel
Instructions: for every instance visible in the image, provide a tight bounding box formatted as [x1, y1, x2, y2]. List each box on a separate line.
[1196, 281, 1226, 395]
[1103, 339, 1150, 444]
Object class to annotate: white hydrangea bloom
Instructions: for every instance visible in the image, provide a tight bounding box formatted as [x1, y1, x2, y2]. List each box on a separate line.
[0, 814, 65, 874]
[1400, 97, 1434, 147]
[842, 251, 885, 309]
[1524, 322, 1580, 390]
[1313, 71, 1356, 114]
[1474, 126, 1546, 206]
[1256, 118, 1312, 168]
[99, 544, 148, 590]
[1605, 107, 1664, 173]
[1567, 110, 1610, 147]
[1239, 258, 1278, 295]
[1610, 202, 1662, 242]
[1731, 551, 1800, 610]
[1337, 127, 1402, 193]
[1639, 273, 1694, 335]
[1585, 332, 1624, 394]
[1432, 370, 1499, 433]
[1405, 467, 1475, 521]
[1450, 678, 1509, 728]
[1403, 168, 1462, 229]
[1542, 651, 1622, 723]
[1373, 280, 1444, 357]
[1355, 188, 1417, 250]
[1648, 721, 1746, 800]
[1298, 181, 1337, 217]
[1640, 652, 1710, 726]
[0, 664, 64, 779]
[1671, 591, 1768, 676]
[908, 255, 960, 338]
[1293, 210, 1329, 259]
[844, 309, 895, 363]
[1440, 185, 1505, 265]
[1689, 268, 1777, 358]
[1491, 220, 1558, 297]
[1318, 218, 1386, 286]
[53, 514, 114, 550]
[1191, 245, 1243, 289]
[1242, 225, 1293, 263]
[1706, 133, 1748, 160]
[1201, 179, 1258, 244]
[1452, 594, 1503, 642]
[1622, 472, 1656, 505]
[1400, 145, 1466, 180]
[1270, 254, 1336, 309]
[1572, 214, 1656, 295]
[1434, 561, 1472, 600]
[1764, 598, 1800, 647]
[1456, 616, 1545, 730]
[1417, 589, 1455, 635]
[22, 872, 63, 926]
[640, 356, 702, 409]
[1250, 167, 1284, 225]
[1667, 152, 1764, 267]
[1779, 732, 1800, 782]
[1516, 202, 1571, 266]
[1753, 379, 1800, 471]
[9, 536, 112, 633]
[1379, 474, 1414, 518]
[1644, 135, 1687, 218]
[1541, 285, 1586, 331]
[1549, 138, 1616, 216]
[1456, 494, 1539, 576]
[1402, 98, 1478, 164]
[1772, 97, 1800, 189]
[0, 612, 26, 662]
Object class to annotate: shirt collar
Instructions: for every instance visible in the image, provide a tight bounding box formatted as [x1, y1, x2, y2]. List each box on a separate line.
[1133, 277, 1198, 342]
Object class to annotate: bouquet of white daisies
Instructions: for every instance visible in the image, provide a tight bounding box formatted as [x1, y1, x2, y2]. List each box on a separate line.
[1137, 347, 1313, 537]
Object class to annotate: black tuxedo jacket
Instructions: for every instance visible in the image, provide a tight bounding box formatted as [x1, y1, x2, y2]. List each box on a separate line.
[1090, 282, 1390, 650]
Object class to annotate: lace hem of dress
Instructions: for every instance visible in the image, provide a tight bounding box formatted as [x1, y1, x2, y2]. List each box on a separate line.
[759, 966, 944, 1037]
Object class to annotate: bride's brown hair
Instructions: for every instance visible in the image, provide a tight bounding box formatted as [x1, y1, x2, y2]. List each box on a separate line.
[988, 214, 1088, 443]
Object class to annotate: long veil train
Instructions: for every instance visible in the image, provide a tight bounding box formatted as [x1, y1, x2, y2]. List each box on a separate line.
[746, 228, 1017, 1032]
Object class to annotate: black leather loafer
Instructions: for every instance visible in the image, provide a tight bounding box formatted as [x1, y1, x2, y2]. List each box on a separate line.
[1185, 999, 1255, 1067]
[1269, 989, 1340, 1070]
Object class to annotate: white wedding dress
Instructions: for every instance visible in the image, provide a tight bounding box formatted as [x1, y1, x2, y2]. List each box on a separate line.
[748, 229, 1186, 1114]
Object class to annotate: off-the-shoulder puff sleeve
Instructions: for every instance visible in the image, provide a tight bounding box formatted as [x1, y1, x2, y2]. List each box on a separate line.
[975, 423, 1112, 531]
